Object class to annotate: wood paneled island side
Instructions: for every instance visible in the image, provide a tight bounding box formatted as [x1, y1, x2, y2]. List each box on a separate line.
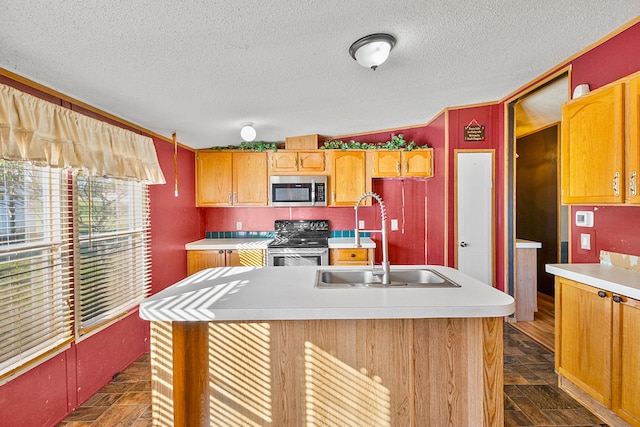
[140, 265, 514, 426]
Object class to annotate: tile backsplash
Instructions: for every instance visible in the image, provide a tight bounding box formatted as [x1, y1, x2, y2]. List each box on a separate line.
[204, 230, 369, 239]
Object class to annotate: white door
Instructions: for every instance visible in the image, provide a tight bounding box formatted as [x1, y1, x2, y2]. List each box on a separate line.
[456, 151, 493, 285]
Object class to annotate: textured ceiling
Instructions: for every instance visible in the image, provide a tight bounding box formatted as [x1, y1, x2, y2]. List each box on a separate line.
[1, 1, 638, 149]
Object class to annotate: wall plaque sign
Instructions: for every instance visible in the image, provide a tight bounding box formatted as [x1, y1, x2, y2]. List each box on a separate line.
[464, 119, 485, 141]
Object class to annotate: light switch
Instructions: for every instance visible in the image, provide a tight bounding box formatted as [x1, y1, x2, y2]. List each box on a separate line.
[580, 233, 591, 250]
[236, 222, 242, 230]
[359, 220, 365, 229]
[391, 219, 399, 231]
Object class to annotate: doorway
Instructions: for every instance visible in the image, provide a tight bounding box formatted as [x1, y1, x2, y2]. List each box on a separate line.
[455, 150, 494, 286]
[508, 73, 569, 298]
[516, 125, 560, 296]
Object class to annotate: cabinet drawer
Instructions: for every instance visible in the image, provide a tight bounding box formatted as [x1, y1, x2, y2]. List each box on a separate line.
[332, 248, 369, 262]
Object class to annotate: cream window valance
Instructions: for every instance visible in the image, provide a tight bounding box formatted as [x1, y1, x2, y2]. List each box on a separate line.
[0, 83, 165, 184]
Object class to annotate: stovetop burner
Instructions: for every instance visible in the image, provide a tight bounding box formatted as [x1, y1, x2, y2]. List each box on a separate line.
[268, 219, 330, 248]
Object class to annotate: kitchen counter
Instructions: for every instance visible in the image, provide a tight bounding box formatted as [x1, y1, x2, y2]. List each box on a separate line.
[144, 264, 513, 426]
[139, 265, 514, 321]
[185, 237, 376, 250]
[185, 238, 273, 250]
[328, 236, 375, 248]
[516, 238, 542, 248]
[546, 263, 640, 300]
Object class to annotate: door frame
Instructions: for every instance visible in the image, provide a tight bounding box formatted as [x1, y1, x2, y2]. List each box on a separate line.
[504, 68, 570, 297]
[454, 149, 496, 286]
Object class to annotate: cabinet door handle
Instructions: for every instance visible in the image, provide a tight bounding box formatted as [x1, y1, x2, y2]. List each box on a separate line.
[218, 250, 224, 254]
[233, 192, 237, 203]
[396, 162, 401, 174]
[613, 295, 623, 303]
[295, 157, 299, 169]
[613, 172, 620, 196]
[227, 250, 233, 254]
[460, 241, 467, 247]
[597, 290, 607, 298]
[350, 253, 356, 258]
[228, 192, 232, 203]
[630, 171, 637, 197]
[405, 162, 409, 173]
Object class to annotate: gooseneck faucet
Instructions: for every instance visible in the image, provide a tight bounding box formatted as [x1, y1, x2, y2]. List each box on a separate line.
[354, 192, 390, 285]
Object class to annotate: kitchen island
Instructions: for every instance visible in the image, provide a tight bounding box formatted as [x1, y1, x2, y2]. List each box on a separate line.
[140, 265, 514, 427]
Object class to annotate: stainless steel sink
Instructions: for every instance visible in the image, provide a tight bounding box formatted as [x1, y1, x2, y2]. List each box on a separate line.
[315, 268, 461, 288]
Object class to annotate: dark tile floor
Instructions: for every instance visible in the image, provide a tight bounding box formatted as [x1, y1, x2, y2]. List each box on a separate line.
[58, 325, 607, 426]
[57, 354, 152, 427]
[503, 323, 607, 426]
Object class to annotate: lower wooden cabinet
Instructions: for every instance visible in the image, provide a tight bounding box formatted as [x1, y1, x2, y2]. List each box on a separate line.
[555, 277, 640, 426]
[330, 248, 374, 266]
[187, 249, 265, 275]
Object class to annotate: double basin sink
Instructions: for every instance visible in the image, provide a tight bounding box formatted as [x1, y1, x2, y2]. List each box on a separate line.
[315, 268, 461, 288]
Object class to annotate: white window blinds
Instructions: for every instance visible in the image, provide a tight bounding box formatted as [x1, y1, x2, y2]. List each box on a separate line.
[75, 176, 151, 335]
[0, 160, 73, 378]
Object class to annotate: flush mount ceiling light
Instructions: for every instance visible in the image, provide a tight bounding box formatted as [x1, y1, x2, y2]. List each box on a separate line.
[240, 122, 256, 141]
[349, 33, 396, 70]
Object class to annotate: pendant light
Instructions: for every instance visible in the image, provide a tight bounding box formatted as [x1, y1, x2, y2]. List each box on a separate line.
[349, 33, 396, 70]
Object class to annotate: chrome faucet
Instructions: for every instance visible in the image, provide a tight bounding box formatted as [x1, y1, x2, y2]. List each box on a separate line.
[354, 192, 390, 285]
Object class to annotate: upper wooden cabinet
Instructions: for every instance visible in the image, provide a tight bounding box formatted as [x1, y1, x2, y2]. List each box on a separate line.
[329, 150, 367, 206]
[196, 151, 267, 207]
[370, 149, 433, 178]
[268, 150, 325, 173]
[561, 82, 625, 204]
[628, 75, 640, 203]
[196, 151, 233, 206]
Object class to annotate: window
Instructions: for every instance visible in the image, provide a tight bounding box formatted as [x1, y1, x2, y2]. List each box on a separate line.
[0, 161, 151, 378]
[0, 160, 73, 377]
[75, 176, 151, 335]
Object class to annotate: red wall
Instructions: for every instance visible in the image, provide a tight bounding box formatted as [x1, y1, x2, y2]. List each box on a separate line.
[0, 77, 200, 427]
[570, 206, 640, 263]
[203, 123, 447, 266]
[446, 104, 506, 288]
[565, 22, 640, 263]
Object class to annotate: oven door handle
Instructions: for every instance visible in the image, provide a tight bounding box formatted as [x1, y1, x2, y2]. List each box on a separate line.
[311, 179, 316, 206]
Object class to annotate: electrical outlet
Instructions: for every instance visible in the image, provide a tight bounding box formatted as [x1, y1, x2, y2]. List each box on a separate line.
[580, 233, 591, 250]
[359, 220, 365, 229]
[236, 222, 242, 230]
[391, 219, 399, 231]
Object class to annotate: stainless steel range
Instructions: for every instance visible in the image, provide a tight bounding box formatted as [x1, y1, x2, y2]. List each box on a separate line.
[267, 219, 330, 266]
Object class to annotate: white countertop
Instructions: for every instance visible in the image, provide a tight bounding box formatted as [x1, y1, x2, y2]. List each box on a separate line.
[546, 263, 640, 300]
[139, 265, 514, 322]
[185, 237, 376, 250]
[328, 237, 376, 248]
[185, 238, 273, 250]
[516, 239, 542, 249]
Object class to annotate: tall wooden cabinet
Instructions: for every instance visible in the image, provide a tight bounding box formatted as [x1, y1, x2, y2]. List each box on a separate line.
[556, 277, 640, 426]
[561, 83, 625, 204]
[329, 150, 367, 205]
[196, 151, 267, 207]
[629, 75, 640, 203]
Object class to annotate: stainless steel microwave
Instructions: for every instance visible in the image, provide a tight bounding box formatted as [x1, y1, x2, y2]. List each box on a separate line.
[269, 175, 327, 207]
